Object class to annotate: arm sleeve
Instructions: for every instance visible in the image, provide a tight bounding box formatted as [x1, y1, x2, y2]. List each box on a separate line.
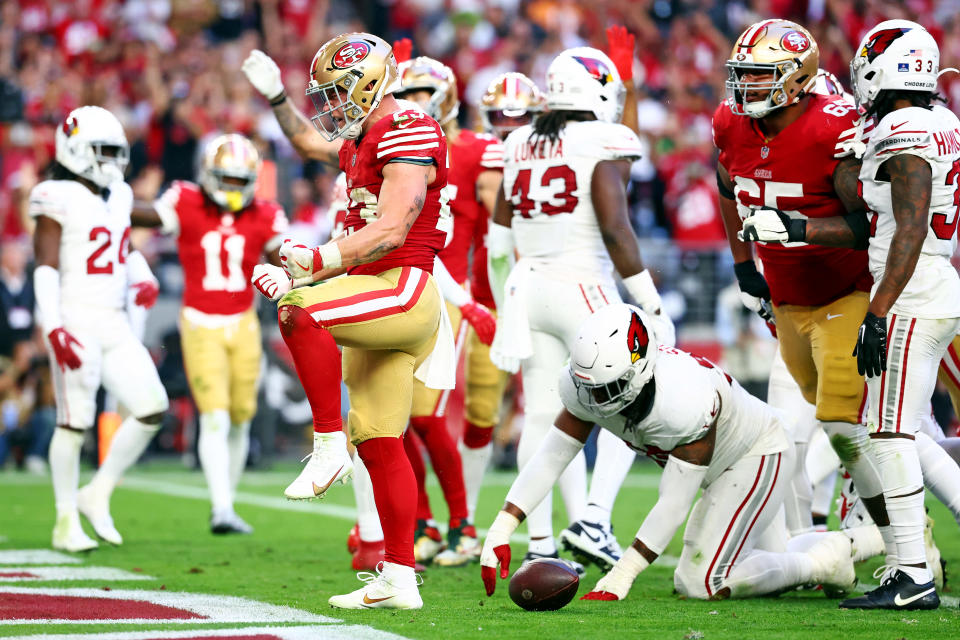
[433, 256, 471, 307]
[126, 250, 156, 285]
[634, 455, 708, 555]
[504, 427, 585, 516]
[33, 264, 62, 332]
[153, 182, 184, 236]
[486, 222, 515, 310]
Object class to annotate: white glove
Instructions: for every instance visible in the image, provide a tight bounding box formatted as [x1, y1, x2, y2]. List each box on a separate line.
[279, 239, 322, 280]
[738, 208, 790, 243]
[646, 312, 676, 348]
[251, 264, 291, 301]
[242, 49, 284, 101]
[480, 511, 520, 596]
[738, 290, 775, 323]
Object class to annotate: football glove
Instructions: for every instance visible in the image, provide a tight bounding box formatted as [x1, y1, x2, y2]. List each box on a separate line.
[48, 328, 83, 371]
[605, 25, 635, 82]
[392, 38, 413, 63]
[242, 49, 285, 102]
[460, 301, 496, 346]
[739, 207, 806, 244]
[131, 280, 159, 309]
[733, 260, 774, 322]
[480, 510, 519, 596]
[252, 264, 291, 301]
[279, 239, 323, 281]
[853, 312, 886, 378]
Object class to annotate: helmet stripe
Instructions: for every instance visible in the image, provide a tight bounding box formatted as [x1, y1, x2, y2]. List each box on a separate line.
[738, 19, 778, 52]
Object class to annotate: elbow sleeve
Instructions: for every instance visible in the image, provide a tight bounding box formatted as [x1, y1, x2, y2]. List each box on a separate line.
[843, 211, 871, 251]
[716, 168, 735, 200]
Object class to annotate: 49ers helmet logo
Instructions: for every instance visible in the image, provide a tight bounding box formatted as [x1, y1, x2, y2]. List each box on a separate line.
[332, 41, 370, 69]
[572, 56, 614, 86]
[781, 31, 810, 53]
[626, 311, 649, 364]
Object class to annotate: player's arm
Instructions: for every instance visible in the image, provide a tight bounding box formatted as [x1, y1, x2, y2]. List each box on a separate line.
[486, 182, 515, 310]
[33, 216, 83, 370]
[476, 170, 501, 216]
[130, 200, 163, 228]
[480, 409, 592, 595]
[585, 415, 717, 601]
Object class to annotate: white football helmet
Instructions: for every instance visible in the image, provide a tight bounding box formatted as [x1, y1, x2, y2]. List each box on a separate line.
[199, 133, 261, 212]
[568, 304, 658, 417]
[546, 47, 625, 124]
[55, 106, 129, 188]
[851, 20, 939, 110]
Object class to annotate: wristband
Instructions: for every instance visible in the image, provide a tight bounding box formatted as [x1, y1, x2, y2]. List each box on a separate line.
[622, 270, 662, 314]
[489, 510, 521, 539]
[269, 90, 287, 107]
[318, 242, 342, 270]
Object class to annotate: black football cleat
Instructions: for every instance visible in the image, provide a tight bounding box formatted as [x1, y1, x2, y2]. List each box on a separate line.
[839, 570, 939, 610]
[522, 550, 586, 577]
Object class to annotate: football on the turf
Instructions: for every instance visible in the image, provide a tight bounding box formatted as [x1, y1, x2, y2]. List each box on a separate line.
[508, 558, 579, 611]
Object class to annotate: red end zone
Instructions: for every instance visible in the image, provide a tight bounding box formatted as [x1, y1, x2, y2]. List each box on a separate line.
[0, 593, 205, 621]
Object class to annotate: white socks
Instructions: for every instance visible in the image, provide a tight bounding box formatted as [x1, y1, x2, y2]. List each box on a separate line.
[586, 429, 635, 523]
[459, 441, 492, 522]
[783, 441, 814, 535]
[916, 431, 960, 526]
[89, 415, 160, 496]
[49, 428, 84, 515]
[198, 411, 232, 515]
[352, 450, 382, 541]
[874, 437, 929, 584]
[228, 420, 251, 499]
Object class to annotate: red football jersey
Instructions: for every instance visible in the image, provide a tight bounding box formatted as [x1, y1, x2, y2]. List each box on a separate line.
[340, 109, 449, 276]
[158, 181, 287, 315]
[713, 93, 872, 307]
[438, 129, 503, 286]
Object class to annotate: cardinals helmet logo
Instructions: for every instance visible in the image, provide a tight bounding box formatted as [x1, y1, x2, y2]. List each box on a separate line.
[861, 28, 911, 62]
[572, 56, 614, 86]
[626, 311, 649, 364]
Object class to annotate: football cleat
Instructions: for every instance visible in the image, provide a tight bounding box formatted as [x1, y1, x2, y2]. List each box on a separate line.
[52, 512, 98, 552]
[414, 519, 445, 563]
[283, 431, 353, 500]
[328, 565, 423, 610]
[839, 570, 939, 610]
[347, 523, 361, 555]
[560, 520, 623, 572]
[434, 519, 480, 567]
[352, 538, 385, 571]
[522, 550, 585, 577]
[76, 484, 122, 545]
[809, 532, 857, 598]
[210, 510, 253, 535]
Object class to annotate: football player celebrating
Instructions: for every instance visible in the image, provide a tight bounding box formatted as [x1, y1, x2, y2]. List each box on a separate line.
[714, 19, 893, 565]
[243, 34, 455, 609]
[131, 133, 287, 535]
[391, 54, 500, 567]
[31, 106, 169, 551]
[742, 20, 960, 610]
[487, 47, 675, 570]
[481, 305, 856, 601]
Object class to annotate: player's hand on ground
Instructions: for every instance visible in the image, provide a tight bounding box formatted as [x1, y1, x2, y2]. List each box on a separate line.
[242, 49, 284, 101]
[581, 566, 631, 601]
[131, 280, 159, 309]
[460, 301, 496, 346]
[605, 25, 635, 82]
[480, 537, 511, 596]
[853, 312, 886, 377]
[47, 328, 83, 370]
[279, 239, 323, 280]
[252, 264, 291, 301]
[739, 207, 804, 244]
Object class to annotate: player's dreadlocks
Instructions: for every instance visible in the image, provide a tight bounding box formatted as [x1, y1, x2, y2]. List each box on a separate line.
[866, 89, 945, 121]
[529, 110, 595, 144]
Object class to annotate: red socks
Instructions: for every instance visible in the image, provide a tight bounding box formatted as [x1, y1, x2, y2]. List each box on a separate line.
[410, 416, 468, 521]
[278, 305, 342, 433]
[403, 430, 433, 521]
[357, 436, 417, 568]
[463, 421, 493, 448]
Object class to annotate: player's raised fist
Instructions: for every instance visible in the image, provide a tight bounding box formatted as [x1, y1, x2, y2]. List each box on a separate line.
[252, 264, 291, 301]
[279, 239, 322, 280]
[242, 49, 284, 102]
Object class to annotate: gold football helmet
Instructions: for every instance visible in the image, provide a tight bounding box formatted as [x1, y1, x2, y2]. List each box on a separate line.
[394, 56, 460, 125]
[725, 19, 818, 118]
[199, 133, 260, 212]
[479, 72, 546, 139]
[306, 32, 398, 141]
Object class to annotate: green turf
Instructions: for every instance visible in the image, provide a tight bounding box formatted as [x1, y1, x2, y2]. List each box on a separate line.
[1, 461, 959, 639]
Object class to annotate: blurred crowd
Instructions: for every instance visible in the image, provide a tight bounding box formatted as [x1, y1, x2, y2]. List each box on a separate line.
[2, 0, 960, 468]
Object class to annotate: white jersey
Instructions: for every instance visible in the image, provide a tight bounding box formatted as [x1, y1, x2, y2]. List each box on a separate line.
[29, 179, 134, 312]
[559, 346, 789, 485]
[502, 120, 643, 283]
[861, 105, 960, 318]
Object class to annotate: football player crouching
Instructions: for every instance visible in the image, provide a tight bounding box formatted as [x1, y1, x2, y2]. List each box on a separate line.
[481, 304, 857, 601]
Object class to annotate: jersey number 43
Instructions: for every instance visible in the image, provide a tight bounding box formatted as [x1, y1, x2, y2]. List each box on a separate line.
[510, 165, 579, 218]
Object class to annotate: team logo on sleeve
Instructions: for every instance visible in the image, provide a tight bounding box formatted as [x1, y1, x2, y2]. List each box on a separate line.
[331, 42, 370, 69]
[626, 311, 649, 364]
[860, 28, 911, 62]
[780, 31, 810, 53]
[572, 56, 614, 86]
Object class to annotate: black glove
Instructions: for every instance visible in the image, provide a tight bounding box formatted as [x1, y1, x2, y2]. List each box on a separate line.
[853, 312, 887, 378]
[733, 260, 771, 301]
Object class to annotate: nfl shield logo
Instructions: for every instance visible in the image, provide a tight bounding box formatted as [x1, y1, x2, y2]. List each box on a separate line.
[760, 145, 770, 159]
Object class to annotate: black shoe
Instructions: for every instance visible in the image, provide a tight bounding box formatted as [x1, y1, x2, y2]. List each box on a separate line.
[210, 510, 253, 535]
[522, 550, 586, 577]
[839, 570, 939, 610]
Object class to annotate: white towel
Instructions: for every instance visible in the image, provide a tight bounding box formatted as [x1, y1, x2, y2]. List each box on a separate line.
[415, 277, 456, 389]
[489, 261, 534, 373]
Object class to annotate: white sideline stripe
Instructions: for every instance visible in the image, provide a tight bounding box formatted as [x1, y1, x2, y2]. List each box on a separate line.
[0, 550, 82, 565]
[0, 566, 153, 582]
[0, 586, 337, 624]
[0, 625, 410, 640]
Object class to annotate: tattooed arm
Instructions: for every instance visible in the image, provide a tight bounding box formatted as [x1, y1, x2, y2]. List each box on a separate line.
[272, 99, 342, 166]
[310, 161, 436, 280]
[868, 153, 932, 317]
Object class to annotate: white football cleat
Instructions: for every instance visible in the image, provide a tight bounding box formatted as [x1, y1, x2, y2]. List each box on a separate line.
[328, 563, 423, 610]
[560, 519, 623, 572]
[52, 512, 98, 552]
[77, 484, 123, 545]
[810, 532, 857, 598]
[284, 431, 353, 500]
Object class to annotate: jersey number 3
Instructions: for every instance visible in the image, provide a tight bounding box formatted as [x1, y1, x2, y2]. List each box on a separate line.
[932, 159, 960, 240]
[510, 166, 578, 218]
